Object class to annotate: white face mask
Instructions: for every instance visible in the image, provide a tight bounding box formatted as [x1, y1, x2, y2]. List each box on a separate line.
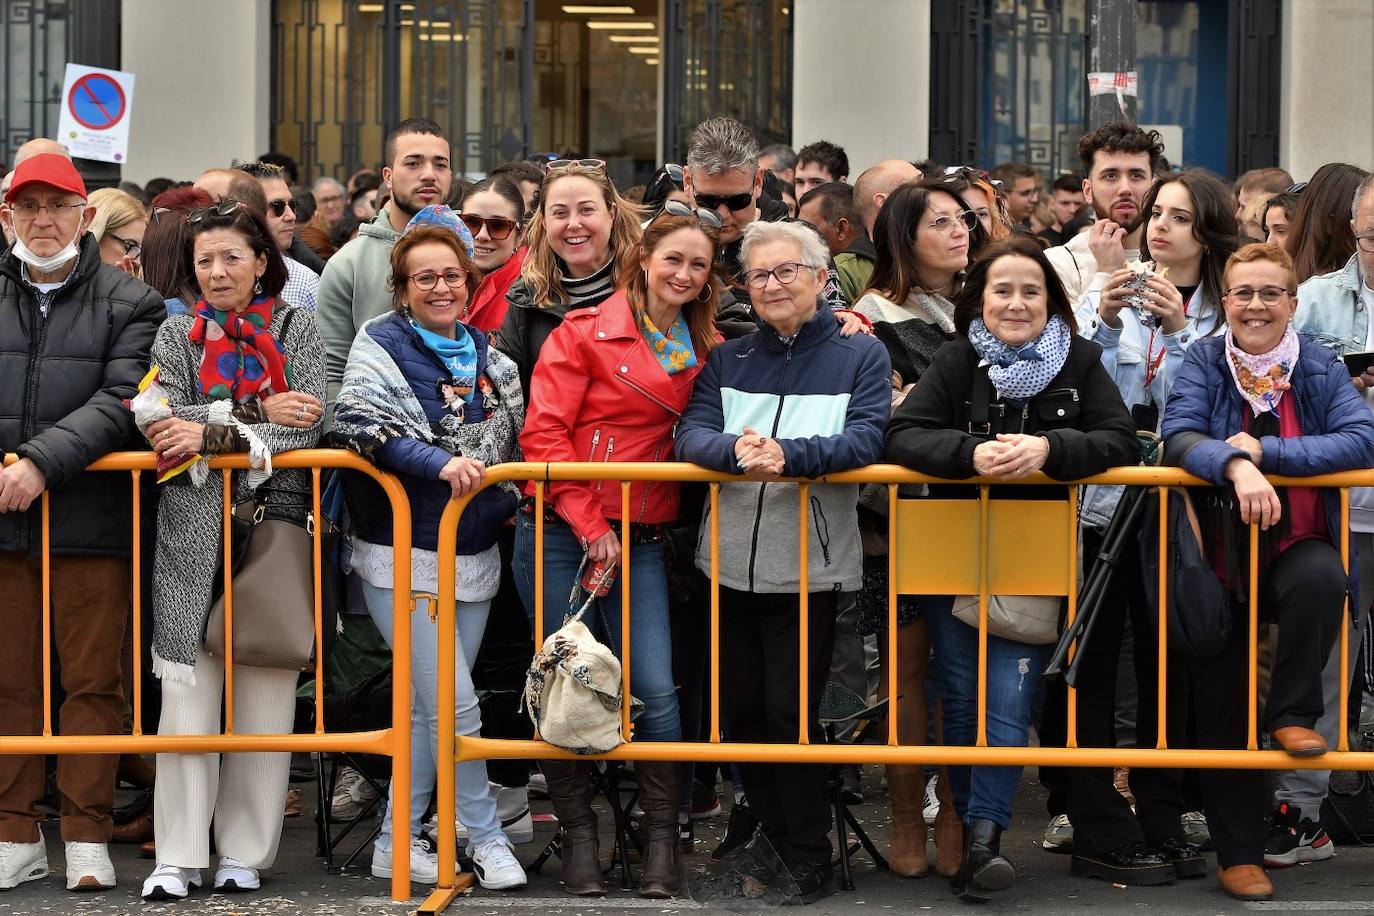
[12, 217, 84, 275]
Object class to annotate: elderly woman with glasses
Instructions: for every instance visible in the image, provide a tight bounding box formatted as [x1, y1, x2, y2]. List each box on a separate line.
[676, 220, 891, 905]
[1161, 243, 1374, 902]
[514, 201, 724, 900]
[140, 199, 327, 901]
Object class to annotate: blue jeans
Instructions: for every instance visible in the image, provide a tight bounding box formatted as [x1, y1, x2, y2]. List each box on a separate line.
[923, 598, 1051, 829]
[361, 581, 503, 849]
[512, 513, 681, 742]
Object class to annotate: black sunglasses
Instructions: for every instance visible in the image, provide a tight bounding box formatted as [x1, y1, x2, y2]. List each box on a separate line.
[547, 158, 606, 172]
[661, 199, 722, 228]
[694, 190, 755, 213]
[459, 213, 519, 240]
[188, 198, 244, 225]
[266, 199, 294, 218]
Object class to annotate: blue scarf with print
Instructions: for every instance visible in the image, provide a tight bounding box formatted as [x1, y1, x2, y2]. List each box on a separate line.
[967, 314, 1072, 401]
[410, 318, 478, 403]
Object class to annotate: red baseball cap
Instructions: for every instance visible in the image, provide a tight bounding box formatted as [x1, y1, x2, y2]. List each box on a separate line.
[4, 153, 87, 204]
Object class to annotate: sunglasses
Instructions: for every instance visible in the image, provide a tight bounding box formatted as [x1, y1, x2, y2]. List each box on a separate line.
[459, 213, 519, 240]
[266, 199, 294, 218]
[547, 158, 606, 173]
[694, 190, 755, 213]
[661, 199, 722, 228]
[943, 166, 1004, 189]
[188, 198, 244, 225]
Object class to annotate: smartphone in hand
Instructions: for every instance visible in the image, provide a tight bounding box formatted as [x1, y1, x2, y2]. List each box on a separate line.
[1342, 352, 1374, 377]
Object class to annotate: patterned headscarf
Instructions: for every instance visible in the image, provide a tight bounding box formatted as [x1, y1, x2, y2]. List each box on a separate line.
[404, 204, 475, 259]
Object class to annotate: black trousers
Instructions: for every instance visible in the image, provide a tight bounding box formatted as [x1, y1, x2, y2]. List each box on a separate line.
[720, 586, 837, 866]
[1039, 526, 1190, 854]
[1185, 537, 1345, 867]
[471, 525, 535, 787]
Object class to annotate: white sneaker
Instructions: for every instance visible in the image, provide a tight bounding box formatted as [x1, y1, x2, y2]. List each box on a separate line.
[922, 774, 940, 826]
[141, 864, 202, 900]
[332, 763, 382, 820]
[64, 841, 114, 891]
[372, 835, 438, 885]
[1043, 813, 1074, 851]
[470, 836, 526, 891]
[0, 837, 48, 890]
[527, 771, 548, 798]
[495, 785, 534, 845]
[213, 856, 260, 892]
[1182, 810, 1212, 847]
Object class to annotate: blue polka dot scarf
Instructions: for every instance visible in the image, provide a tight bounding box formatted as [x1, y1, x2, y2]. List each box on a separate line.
[967, 314, 1072, 401]
[188, 295, 293, 403]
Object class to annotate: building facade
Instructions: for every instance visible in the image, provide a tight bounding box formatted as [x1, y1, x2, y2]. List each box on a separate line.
[2, 0, 1371, 188]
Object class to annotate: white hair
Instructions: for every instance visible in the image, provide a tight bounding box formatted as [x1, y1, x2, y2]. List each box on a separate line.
[740, 220, 830, 271]
[686, 117, 760, 177]
[313, 176, 344, 193]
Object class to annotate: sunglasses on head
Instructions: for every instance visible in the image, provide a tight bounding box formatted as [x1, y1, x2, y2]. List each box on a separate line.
[547, 158, 606, 173]
[188, 198, 244, 225]
[660, 199, 722, 228]
[694, 190, 755, 213]
[266, 199, 294, 218]
[458, 212, 519, 240]
[943, 166, 1003, 189]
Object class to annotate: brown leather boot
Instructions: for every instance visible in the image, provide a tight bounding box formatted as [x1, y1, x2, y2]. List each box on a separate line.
[933, 769, 962, 879]
[885, 766, 929, 878]
[542, 760, 606, 896]
[636, 761, 681, 898]
[1218, 864, 1272, 900]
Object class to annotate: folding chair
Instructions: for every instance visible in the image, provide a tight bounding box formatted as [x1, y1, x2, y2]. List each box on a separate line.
[818, 681, 890, 890]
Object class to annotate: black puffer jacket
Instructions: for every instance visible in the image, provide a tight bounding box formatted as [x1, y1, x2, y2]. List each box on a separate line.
[0, 235, 165, 555]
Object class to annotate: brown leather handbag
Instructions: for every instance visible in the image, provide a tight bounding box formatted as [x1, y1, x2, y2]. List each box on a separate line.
[204, 500, 316, 671]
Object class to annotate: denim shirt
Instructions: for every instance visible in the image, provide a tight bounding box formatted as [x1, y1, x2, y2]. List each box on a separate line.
[1293, 254, 1369, 355]
[1073, 284, 1220, 528]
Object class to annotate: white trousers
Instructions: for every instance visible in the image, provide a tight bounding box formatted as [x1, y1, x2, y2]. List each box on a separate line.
[153, 649, 298, 869]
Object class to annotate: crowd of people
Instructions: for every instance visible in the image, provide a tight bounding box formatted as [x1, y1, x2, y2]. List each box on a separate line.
[1, 112, 1374, 907]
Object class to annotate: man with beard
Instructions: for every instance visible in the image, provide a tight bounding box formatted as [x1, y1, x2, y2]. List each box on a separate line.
[316, 117, 452, 412]
[1045, 123, 1165, 302]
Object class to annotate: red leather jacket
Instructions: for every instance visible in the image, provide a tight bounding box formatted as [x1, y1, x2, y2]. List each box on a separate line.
[520, 290, 707, 543]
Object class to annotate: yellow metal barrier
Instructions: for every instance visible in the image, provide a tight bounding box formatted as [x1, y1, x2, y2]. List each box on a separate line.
[423, 461, 1374, 912]
[0, 450, 417, 904]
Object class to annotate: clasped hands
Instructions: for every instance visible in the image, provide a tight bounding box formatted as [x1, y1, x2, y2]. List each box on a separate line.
[972, 433, 1050, 480]
[734, 426, 785, 481]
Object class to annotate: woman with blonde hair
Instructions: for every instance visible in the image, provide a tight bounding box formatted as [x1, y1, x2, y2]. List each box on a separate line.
[87, 187, 148, 275]
[495, 159, 643, 399]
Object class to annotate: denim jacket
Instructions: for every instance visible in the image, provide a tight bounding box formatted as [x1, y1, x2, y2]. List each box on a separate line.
[1293, 254, 1369, 356]
[1073, 285, 1222, 528]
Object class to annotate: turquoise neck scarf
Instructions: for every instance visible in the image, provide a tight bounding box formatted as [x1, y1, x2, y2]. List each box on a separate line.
[636, 307, 698, 376]
[410, 318, 478, 402]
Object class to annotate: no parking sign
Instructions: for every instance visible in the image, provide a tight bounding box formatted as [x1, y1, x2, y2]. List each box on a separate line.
[55, 63, 136, 164]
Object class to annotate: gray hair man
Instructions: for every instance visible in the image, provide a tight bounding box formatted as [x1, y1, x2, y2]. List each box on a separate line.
[312, 176, 347, 228]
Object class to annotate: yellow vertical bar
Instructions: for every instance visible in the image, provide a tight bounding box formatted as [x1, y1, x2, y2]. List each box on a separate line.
[976, 485, 990, 748]
[798, 482, 810, 746]
[887, 482, 898, 747]
[130, 470, 143, 736]
[222, 470, 234, 735]
[1340, 488, 1351, 752]
[1156, 488, 1168, 749]
[437, 587, 457, 886]
[534, 481, 545, 671]
[1065, 486, 1079, 749]
[312, 467, 324, 734]
[620, 481, 632, 741]
[710, 482, 721, 743]
[389, 473, 414, 903]
[41, 491, 52, 738]
[1247, 521, 1259, 751]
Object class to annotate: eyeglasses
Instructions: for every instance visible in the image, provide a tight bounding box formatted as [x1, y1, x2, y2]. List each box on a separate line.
[12, 200, 85, 217]
[927, 210, 979, 234]
[1357, 234, 1374, 253]
[408, 268, 468, 291]
[547, 158, 606, 173]
[744, 261, 814, 290]
[694, 190, 755, 213]
[459, 213, 519, 240]
[188, 199, 244, 225]
[1226, 285, 1293, 305]
[661, 199, 722, 228]
[662, 163, 684, 183]
[943, 166, 1003, 189]
[108, 232, 142, 260]
[266, 199, 294, 218]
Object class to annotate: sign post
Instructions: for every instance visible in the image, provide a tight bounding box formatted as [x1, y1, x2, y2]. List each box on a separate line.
[56, 63, 136, 164]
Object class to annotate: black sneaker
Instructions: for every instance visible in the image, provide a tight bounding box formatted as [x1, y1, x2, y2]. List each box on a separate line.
[1070, 842, 1174, 886]
[783, 860, 836, 905]
[1153, 835, 1206, 879]
[1265, 802, 1335, 867]
[709, 802, 759, 863]
[679, 817, 695, 855]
